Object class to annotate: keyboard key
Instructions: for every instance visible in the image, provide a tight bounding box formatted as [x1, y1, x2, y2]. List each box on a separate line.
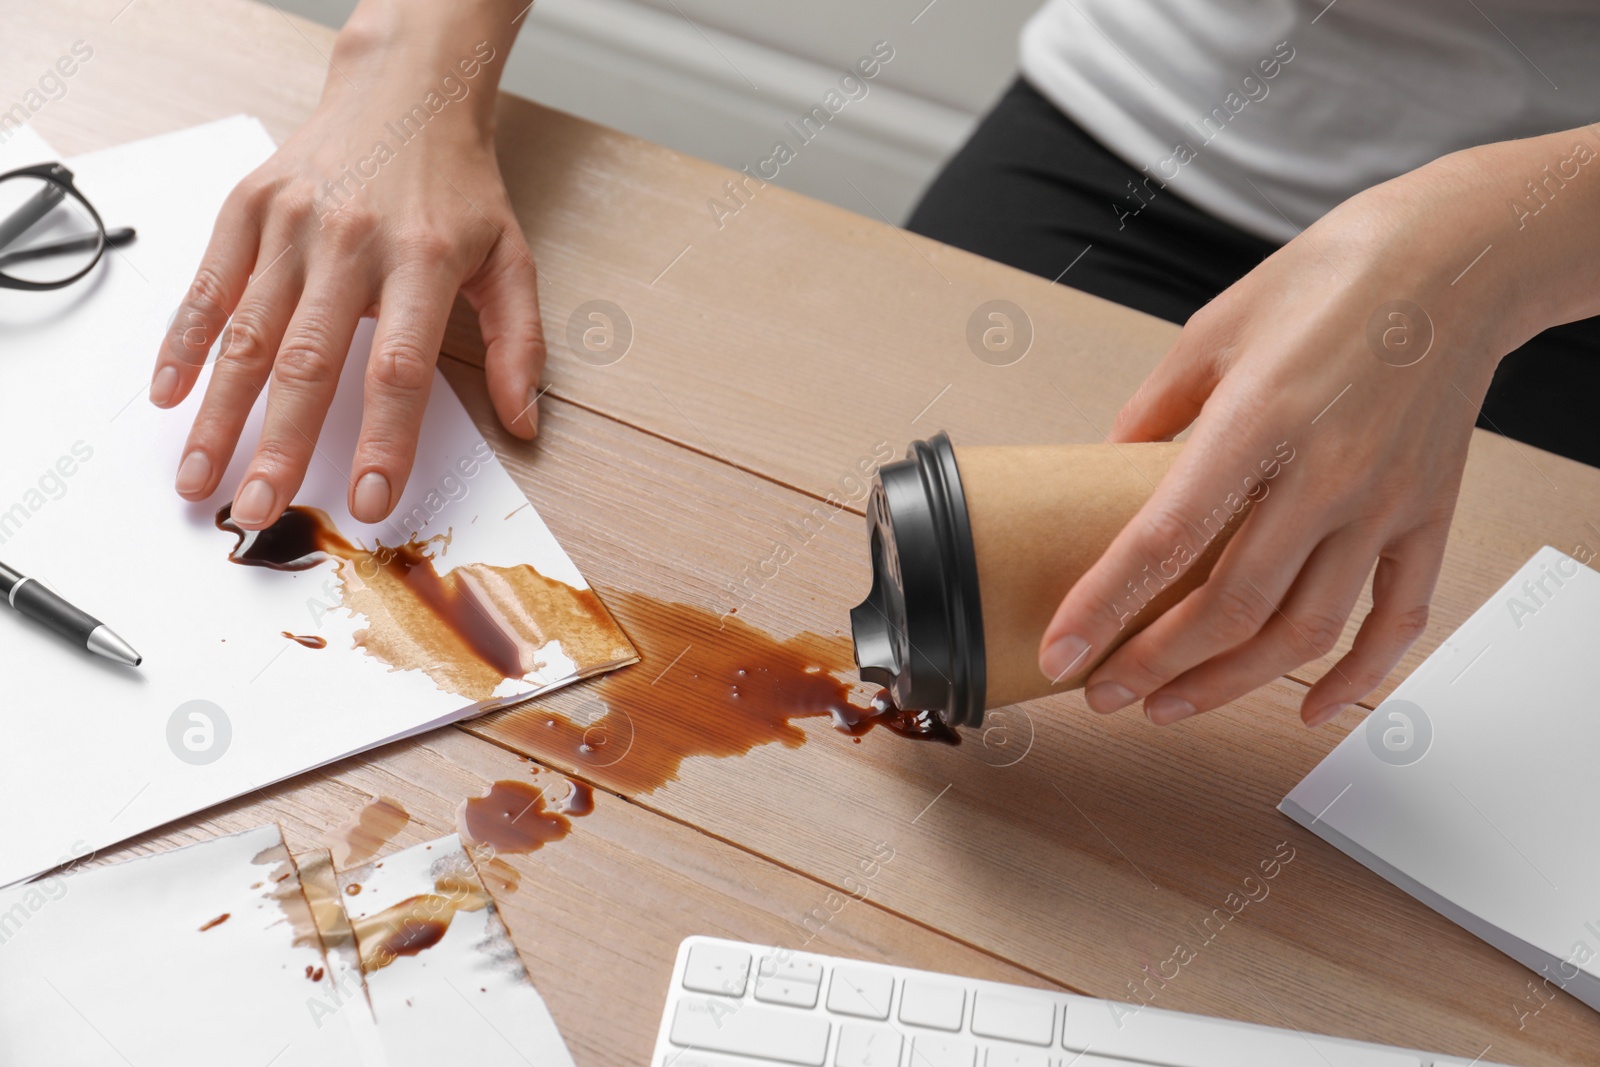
[761, 954, 825, 986]
[984, 1050, 1050, 1067]
[683, 943, 752, 997]
[971, 991, 1054, 1046]
[910, 1034, 975, 1067]
[755, 953, 823, 1007]
[898, 979, 965, 1031]
[1061, 1001, 1422, 1067]
[755, 974, 820, 1008]
[834, 1023, 902, 1067]
[827, 967, 893, 1020]
[670, 999, 830, 1066]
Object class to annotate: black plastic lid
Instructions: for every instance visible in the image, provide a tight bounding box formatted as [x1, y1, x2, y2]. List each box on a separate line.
[849, 432, 987, 728]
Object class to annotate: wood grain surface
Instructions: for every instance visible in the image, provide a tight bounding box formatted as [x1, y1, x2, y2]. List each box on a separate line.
[8, 2, 1599, 1065]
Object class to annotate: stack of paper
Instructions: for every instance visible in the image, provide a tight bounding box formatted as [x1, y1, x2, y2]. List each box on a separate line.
[1282, 546, 1600, 1011]
[0, 825, 576, 1064]
[0, 119, 635, 888]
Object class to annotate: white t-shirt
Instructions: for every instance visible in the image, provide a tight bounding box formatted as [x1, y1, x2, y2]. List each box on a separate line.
[1020, 0, 1600, 242]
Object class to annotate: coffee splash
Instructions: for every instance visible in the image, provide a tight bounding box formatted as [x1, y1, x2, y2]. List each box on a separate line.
[249, 841, 326, 954]
[294, 850, 372, 1010]
[348, 874, 494, 975]
[480, 592, 958, 796]
[216, 504, 635, 701]
[332, 796, 411, 868]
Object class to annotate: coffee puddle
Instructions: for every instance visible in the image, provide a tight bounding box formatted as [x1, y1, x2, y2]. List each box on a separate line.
[456, 777, 593, 856]
[217, 504, 635, 701]
[484, 592, 958, 795]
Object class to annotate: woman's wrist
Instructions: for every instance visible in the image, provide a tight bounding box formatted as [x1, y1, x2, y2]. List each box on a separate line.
[328, 0, 522, 135]
[1421, 129, 1600, 356]
[340, 0, 525, 59]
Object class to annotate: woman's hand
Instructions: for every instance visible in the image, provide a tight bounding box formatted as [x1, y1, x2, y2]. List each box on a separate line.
[149, 1, 539, 529]
[1037, 129, 1600, 726]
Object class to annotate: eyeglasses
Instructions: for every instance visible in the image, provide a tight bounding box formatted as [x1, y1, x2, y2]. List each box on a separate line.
[0, 162, 136, 291]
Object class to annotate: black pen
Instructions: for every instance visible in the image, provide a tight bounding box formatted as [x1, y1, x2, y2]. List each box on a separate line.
[0, 560, 142, 667]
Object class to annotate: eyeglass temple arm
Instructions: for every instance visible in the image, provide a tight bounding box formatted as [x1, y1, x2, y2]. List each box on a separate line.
[0, 226, 137, 271]
[0, 182, 66, 252]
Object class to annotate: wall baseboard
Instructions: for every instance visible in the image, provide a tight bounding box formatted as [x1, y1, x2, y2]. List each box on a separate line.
[511, 0, 978, 223]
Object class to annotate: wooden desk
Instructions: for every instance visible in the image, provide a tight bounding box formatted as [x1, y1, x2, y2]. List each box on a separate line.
[11, 2, 1600, 1063]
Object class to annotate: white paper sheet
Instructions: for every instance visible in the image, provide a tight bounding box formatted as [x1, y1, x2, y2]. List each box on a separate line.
[0, 125, 54, 170]
[0, 826, 576, 1063]
[0, 118, 635, 887]
[337, 834, 578, 1066]
[0, 825, 376, 1065]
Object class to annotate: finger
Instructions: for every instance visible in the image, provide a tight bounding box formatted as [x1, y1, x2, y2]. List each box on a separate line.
[150, 183, 268, 409]
[174, 244, 304, 501]
[230, 264, 370, 529]
[1038, 424, 1249, 690]
[348, 263, 455, 523]
[1138, 525, 1376, 724]
[1078, 485, 1321, 714]
[1301, 523, 1445, 726]
[463, 236, 545, 440]
[1108, 324, 1223, 444]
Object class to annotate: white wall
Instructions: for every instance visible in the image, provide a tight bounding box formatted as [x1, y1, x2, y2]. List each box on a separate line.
[625, 0, 1035, 113]
[272, 0, 1043, 223]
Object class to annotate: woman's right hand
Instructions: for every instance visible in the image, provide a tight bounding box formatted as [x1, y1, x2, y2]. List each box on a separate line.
[1038, 128, 1600, 728]
[149, 0, 541, 530]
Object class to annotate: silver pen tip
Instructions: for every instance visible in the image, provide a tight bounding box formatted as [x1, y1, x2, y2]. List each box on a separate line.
[87, 625, 143, 668]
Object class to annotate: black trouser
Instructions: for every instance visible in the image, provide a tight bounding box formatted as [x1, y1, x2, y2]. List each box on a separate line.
[908, 78, 1600, 468]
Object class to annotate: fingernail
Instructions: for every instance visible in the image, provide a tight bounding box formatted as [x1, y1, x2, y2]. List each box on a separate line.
[352, 471, 391, 522]
[1306, 701, 1350, 728]
[522, 387, 541, 437]
[150, 365, 178, 407]
[1085, 682, 1137, 714]
[1146, 694, 1197, 725]
[1040, 634, 1091, 682]
[232, 479, 275, 527]
[175, 451, 211, 496]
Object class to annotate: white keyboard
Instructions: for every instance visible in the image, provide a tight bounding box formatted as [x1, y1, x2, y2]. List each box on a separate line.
[652, 937, 1518, 1067]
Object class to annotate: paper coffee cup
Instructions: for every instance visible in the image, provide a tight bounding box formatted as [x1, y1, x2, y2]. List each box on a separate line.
[851, 432, 1243, 727]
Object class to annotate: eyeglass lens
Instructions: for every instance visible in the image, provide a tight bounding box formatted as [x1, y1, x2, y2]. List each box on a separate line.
[0, 175, 106, 286]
